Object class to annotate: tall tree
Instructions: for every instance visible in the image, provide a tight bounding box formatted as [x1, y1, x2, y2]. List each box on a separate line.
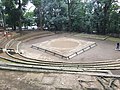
[32, 0, 43, 30]
[1, 0, 29, 31]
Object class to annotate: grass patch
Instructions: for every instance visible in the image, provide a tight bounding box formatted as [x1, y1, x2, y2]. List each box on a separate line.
[74, 33, 108, 40]
[0, 58, 15, 63]
[107, 37, 120, 42]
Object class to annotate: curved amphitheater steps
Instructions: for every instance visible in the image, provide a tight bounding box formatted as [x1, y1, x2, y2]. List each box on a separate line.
[4, 39, 120, 70]
[5, 37, 120, 69]
[4, 39, 120, 69]
[16, 31, 55, 41]
[0, 31, 120, 77]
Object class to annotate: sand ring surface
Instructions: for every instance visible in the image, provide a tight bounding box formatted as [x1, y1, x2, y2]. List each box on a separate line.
[32, 37, 96, 58]
[49, 38, 80, 49]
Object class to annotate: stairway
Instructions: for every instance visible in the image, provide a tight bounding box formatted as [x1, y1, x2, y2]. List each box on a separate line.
[0, 26, 4, 32]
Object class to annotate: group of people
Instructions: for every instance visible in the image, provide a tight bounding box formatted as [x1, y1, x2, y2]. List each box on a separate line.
[116, 43, 120, 50]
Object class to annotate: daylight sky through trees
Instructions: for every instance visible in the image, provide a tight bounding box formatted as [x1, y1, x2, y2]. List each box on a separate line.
[0, 0, 120, 35]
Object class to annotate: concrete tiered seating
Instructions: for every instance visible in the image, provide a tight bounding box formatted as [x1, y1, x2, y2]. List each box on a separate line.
[5, 35, 120, 70]
[1, 30, 120, 74]
[0, 26, 4, 32]
[16, 31, 54, 41]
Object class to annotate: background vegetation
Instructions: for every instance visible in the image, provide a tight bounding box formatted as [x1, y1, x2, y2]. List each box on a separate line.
[0, 0, 120, 35]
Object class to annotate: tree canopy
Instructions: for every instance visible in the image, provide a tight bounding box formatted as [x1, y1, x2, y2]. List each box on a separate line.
[0, 0, 120, 35]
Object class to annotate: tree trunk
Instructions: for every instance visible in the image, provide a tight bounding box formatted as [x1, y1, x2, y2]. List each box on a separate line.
[1, 9, 6, 30]
[67, 0, 72, 32]
[18, 0, 22, 35]
[102, 0, 112, 35]
[38, 5, 43, 31]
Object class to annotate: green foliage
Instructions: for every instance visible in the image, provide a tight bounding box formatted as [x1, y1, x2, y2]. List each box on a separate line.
[24, 11, 35, 26]
[32, 0, 41, 7]
[0, 0, 120, 35]
[1, 0, 29, 30]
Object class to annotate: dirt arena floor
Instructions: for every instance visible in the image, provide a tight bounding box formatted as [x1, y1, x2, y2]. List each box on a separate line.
[20, 33, 120, 63]
[1, 33, 120, 90]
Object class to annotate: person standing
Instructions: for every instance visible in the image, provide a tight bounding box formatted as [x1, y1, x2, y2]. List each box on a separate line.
[116, 43, 120, 50]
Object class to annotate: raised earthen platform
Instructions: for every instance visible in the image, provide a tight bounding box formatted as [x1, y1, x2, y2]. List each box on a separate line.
[20, 33, 120, 63]
[31, 37, 96, 59]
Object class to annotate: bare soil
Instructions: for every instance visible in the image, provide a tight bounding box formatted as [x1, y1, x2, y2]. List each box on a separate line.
[0, 70, 108, 90]
[20, 33, 120, 63]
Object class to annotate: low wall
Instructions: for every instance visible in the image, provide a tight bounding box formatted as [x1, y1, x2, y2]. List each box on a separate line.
[109, 34, 120, 38]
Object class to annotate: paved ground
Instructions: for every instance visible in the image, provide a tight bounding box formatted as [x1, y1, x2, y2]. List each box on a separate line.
[1, 70, 120, 90]
[20, 33, 120, 63]
[0, 70, 86, 90]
